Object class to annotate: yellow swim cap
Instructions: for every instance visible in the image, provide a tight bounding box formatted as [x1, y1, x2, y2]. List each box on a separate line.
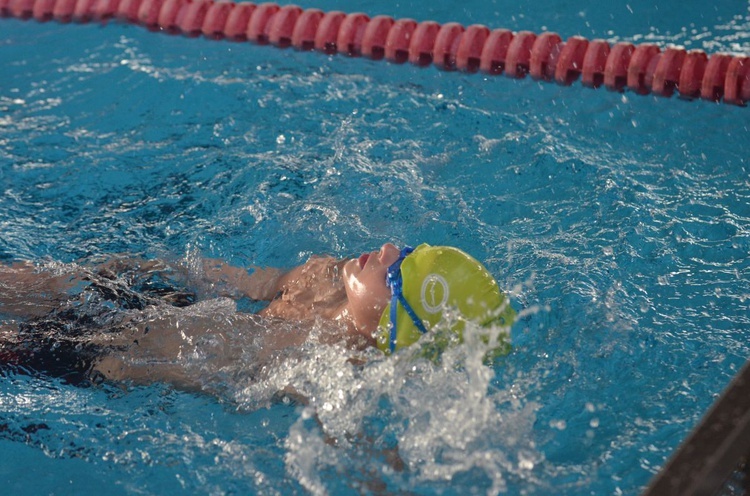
[376, 243, 515, 356]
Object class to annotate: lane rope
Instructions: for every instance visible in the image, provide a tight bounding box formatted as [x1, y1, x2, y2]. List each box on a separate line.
[2, 0, 749, 105]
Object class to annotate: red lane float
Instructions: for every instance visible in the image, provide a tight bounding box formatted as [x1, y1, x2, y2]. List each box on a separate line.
[702, 54, 732, 102]
[201, 1, 232, 39]
[555, 36, 587, 85]
[505, 31, 536, 78]
[652, 47, 685, 97]
[529, 32, 562, 81]
[245, 2, 278, 44]
[385, 18, 416, 64]
[433, 22, 463, 71]
[314, 11, 344, 54]
[177, 0, 211, 37]
[724, 56, 750, 105]
[581, 40, 609, 88]
[337, 12, 369, 56]
[408, 20, 439, 66]
[457, 25, 489, 73]
[267, 4, 301, 47]
[155, 0, 181, 33]
[479, 28, 513, 74]
[362, 15, 393, 60]
[224, 2, 255, 40]
[290, 7, 320, 50]
[3, 0, 748, 106]
[627, 44, 660, 95]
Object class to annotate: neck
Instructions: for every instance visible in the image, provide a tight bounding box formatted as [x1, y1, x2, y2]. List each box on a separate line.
[331, 303, 376, 349]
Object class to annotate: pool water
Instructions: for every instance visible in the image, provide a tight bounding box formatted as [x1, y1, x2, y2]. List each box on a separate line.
[1, 0, 749, 494]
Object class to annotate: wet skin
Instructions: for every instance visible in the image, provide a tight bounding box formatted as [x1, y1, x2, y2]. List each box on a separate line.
[0, 245, 403, 388]
[340, 243, 401, 337]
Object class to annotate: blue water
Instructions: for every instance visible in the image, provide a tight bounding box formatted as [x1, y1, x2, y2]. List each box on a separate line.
[1, 0, 749, 494]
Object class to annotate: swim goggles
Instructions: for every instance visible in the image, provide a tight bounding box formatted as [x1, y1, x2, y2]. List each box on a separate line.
[385, 246, 427, 353]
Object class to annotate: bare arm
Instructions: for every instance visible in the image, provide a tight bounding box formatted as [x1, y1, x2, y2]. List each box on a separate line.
[0, 255, 184, 318]
[1, 253, 290, 320]
[0, 261, 81, 318]
[90, 254, 282, 302]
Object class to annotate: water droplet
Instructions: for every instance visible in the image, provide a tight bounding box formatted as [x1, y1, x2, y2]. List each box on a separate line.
[639, 298, 650, 313]
[518, 453, 535, 470]
[550, 419, 567, 430]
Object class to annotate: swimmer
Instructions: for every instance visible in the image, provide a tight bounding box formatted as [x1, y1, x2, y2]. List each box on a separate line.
[0, 243, 514, 391]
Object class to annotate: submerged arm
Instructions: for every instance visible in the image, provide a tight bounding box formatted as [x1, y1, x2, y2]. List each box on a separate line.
[0, 261, 81, 318]
[200, 258, 286, 301]
[90, 304, 313, 391]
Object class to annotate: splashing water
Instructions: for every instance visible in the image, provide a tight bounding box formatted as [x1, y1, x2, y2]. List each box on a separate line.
[218, 314, 537, 495]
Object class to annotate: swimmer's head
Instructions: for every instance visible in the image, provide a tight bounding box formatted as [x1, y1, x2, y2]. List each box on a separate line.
[376, 244, 515, 355]
[341, 243, 514, 355]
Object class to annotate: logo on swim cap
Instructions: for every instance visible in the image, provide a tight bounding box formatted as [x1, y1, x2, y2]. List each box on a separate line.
[421, 273, 449, 313]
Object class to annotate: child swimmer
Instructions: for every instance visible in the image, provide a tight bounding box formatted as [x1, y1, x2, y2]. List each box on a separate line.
[0, 243, 514, 390]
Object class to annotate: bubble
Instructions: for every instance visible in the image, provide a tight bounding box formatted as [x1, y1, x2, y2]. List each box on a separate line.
[518, 451, 535, 470]
[550, 419, 567, 430]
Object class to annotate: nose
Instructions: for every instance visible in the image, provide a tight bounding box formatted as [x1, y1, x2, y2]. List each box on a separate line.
[378, 243, 400, 265]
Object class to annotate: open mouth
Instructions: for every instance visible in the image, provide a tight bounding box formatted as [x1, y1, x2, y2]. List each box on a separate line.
[358, 253, 370, 268]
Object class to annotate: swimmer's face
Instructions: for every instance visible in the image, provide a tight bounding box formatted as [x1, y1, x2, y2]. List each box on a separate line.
[342, 243, 401, 337]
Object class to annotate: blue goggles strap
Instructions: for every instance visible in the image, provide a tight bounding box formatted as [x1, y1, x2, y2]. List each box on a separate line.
[386, 246, 428, 353]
